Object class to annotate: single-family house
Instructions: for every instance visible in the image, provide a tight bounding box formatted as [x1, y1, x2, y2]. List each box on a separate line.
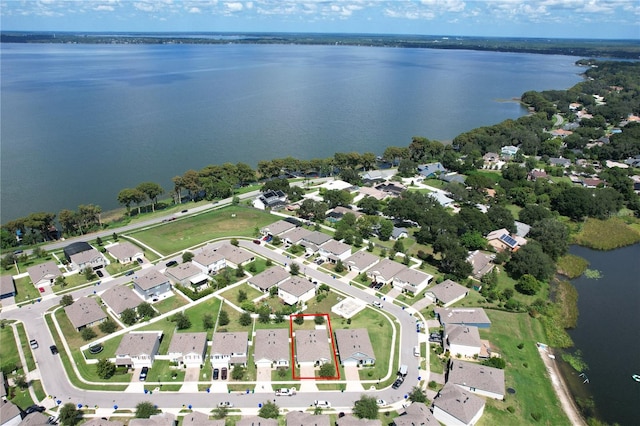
[550, 129, 573, 138]
[294, 329, 331, 366]
[236, 416, 278, 426]
[300, 231, 332, 254]
[133, 270, 172, 301]
[391, 227, 408, 240]
[393, 402, 439, 426]
[500, 145, 519, 156]
[375, 182, 406, 196]
[253, 329, 290, 368]
[514, 221, 531, 238]
[334, 328, 375, 366]
[101, 285, 142, 316]
[181, 411, 224, 426]
[27, 261, 61, 287]
[344, 251, 380, 273]
[82, 418, 125, 426]
[164, 262, 209, 288]
[336, 415, 381, 426]
[253, 190, 288, 210]
[433, 382, 485, 426]
[425, 280, 469, 307]
[278, 277, 316, 305]
[260, 220, 297, 237]
[330, 206, 364, 220]
[366, 259, 405, 285]
[486, 229, 526, 252]
[206, 243, 254, 268]
[582, 178, 604, 188]
[105, 242, 143, 264]
[320, 179, 355, 191]
[63, 241, 107, 271]
[392, 268, 433, 295]
[286, 411, 330, 426]
[0, 275, 16, 300]
[356, 187, 389, 201]
[549, 157, 571, 168]
[428, 192, 455, 208]
[211, 332, 248, 368]
[318, 239, 352, 263]
[466, 251, 495, 280]
[418, 162, 446, 178]
[192, 249, 226, 274]
[167, 332, 207, 367]
[440, 173, 466, 184]
[448, 360, 505, 400]
[444, 324, 482, 358]
[129, 413, 175, 426]
[0, 400, 21, 426]
[362, 169, 395, 183]
[20, 412, 51, 425]
[248, 267, 290, 293]
[435, 307, 491, 329]
[281, 227, 313, 246]
[528, 169, 549, 181]
[115, 332, 161, 368]
[64, 297, 106, 331]
[482, 152, 499, 163]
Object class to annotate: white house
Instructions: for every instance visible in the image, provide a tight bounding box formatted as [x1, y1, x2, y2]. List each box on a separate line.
[27, 261, 61, 287]
[294, 329, 332, 366]
[211, 332, 248, 368]
[278, 276, 316, 305]
[133, 270, 172, 301]
[253, 329, 290, 368]
[318, 239, 352, 263]
[105, 242, 143, 264]
[115, 332, 161, 368]
[448, 360, 505, 400]
[425, 279, 468, 307]
[392, 268, 433, 294]
[433, 382, 485, 426]
[444, 324, 482, 358]
[167, 332, 207, 367]
[366, 259, 405, 285]
[192, 249, 226, 274]
[334, 328, 375, 366]
[63, 241, 107, 271]
[344, 250, 380, 273]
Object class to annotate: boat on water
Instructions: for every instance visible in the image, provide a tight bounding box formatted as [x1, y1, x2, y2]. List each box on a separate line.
[633, 374, 640, 382]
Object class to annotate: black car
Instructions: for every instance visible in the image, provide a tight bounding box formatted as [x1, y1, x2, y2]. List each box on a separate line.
[136, 258, 143, 264]
[392, 376, 404, 389]
[139, 366, 148, 381]
[166, 260, 178, 267]
[49, 345, 58, 355]
[220, 367, 227, 380]
[25, 405, 45, 414]
[125, 270, 135, 276]
[213, 368, 219, 380]
[96, 269, 104, 278]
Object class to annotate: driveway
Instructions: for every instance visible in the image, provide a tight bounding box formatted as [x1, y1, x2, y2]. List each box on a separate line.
[411, 296, 432, 312]
[298, 365, 318, 392]
[180, 366, 201, 392]
[256, 366, 273, 393]
[344, 365, 364, 391]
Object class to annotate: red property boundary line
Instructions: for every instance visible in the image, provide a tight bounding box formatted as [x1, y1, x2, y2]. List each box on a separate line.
[289, 313, 340, 380]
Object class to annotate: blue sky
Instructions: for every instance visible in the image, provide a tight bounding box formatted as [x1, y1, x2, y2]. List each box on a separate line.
[1, 0, 639, 39]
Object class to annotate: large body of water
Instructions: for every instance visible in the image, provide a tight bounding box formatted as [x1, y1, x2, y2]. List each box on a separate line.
[566, 244, 640, 426]
[1, 43, 583, 221]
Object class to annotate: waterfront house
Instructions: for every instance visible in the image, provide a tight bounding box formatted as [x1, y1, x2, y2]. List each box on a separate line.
[435, 307, 491, 328]
[167, 332, 208, 367]
[425, 280, 468, 307]
[210, 332, 248, 368]
[444, 324, 482, 358]
[278, 276, 316, 305]
[100, 285, 142, 317]
[115, 332, 161, 368]
[418, 162, 446, 178]
[27, 261, 61, 287]
[500, 145, 519, 157]
[253, 329, 290, 368]
[432, 382, 485, 426]
[448, 360, 505, 400]
[63, 241, 107, 271]
[64, 296, 106, 331]
[133, 270, 172, 301]
[253, 189, 288, 210]
[334, 328, 375, 366]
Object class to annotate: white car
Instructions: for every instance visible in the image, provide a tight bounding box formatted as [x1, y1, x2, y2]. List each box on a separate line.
[372, 301, 382, 308]
[275, 387, 296, 396]
[217, 401, 233, 408]
[376, 399, 387, 407]
[314, 400, 331, 408]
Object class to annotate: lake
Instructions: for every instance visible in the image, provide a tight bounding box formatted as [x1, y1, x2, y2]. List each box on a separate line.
[565, 244, 640, 426]
[0, 43, 583, 221]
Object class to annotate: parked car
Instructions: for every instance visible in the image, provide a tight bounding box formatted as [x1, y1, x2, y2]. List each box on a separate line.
[253, 239, 261, 244]
[24, 405, 45, 414]
[125, 270, 135, 276]
[217, 401, 233, 408]
[414, 346, 420, 357]
[96, 269, 104, 278]
[213, 368, 219, 380]
[29, 339, 38, 349]
[220, 367, 227, 380]
[38, 287, 45, 293]
[49, 345, 58, 355]
[392, 376, 404, 389]
[275, 387, 296, 396]
[376, 399, 387, 407]
[139, 366, 148, 381]
[136, 258, 143, 264]
[372, 301, 383, 308]
[166, 260, 178, 267]
[314, 400, 331, 408]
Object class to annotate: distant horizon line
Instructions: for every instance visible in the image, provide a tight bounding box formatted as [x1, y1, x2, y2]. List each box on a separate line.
[2, 30, 639, 42]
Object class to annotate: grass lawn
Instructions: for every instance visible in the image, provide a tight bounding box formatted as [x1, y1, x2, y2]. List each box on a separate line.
[130, 206, 274, 255]
[477, 310, 570, 426]
[180, 298, 222, 333]
[54, 306, 112, 350]
[13, 276, 40, 305]
[84, 334, 124, 360]
[7, 385, 35, 410]
[220, 283, 264, 305]
[15, 323, 36, 371]
[31, 379, 46, 401]
[0, 325, 23, 373]
[153, 293, 189, 315]
[429, 344, 445, 374]
[244, 258, 269, 275]
[572, 217, 640, 250]
[145, 359, 186, 383]
[214, 302, 254, 333]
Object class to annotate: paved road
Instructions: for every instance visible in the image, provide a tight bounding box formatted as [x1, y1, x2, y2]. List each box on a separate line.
[4, 239, 424, 412]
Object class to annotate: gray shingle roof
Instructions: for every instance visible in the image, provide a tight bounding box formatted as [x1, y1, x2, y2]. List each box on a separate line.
[167, 332, 207, 357]
[64, 297, 106, 329]
[193, 249, 225, 267]
[129, 412, 175, 426]
[0, 275, 16, 297]
[336, 415, 382, 426]
[105, 242, 141, 261]
[367, 258, 406, 282]
[286, 411, 330, 426]
[26, 261, 61, 284]
[295, 329, 331, 364]
[435, 307, 491, 326]
[445, 324, 482, 349]
[69, 247, 104, 266]
[181, 411, 224, 426]
[427, 280, 468, 305]
[302, 231, 332, 246]
[211, 332, 248, 359]
[393, 268, 433, 287]
[164, 262, 202, 281]
[278, 276, 315, 297]
[448, 360, 505, 398]
[281, 227, 313, 244]
[236, 416, 278, 426]
[254, 329, 290, 364]
[134, 270, 169, 291]
[334, 328, 375, 363]
[344, 251, 380, 271]
[394, 402, 438, 426]
[433, 382, 485, 425]
[116, 333, 160, 357]
[249, 267, 290, 291]
[101, 285, 142, 315]
[319, 239, 351, 256]
[262, 220, 297, 236]
[208, 243, 254, 265]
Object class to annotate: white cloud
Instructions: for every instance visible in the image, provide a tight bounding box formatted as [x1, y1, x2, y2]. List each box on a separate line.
[225, 2, 244, 12]
[188, 7, 201, 13]
[94, 5, 115, 12]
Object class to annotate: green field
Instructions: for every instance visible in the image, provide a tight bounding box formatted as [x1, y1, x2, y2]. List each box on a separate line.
[573, 217, 640, 250]
[130, 206, 274, 255]
[477, 310, 570, 426]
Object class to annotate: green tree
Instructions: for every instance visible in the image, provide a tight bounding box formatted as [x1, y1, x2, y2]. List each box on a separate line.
[314, 315, 325, 325]
[289, 262, 300, 275]
[135, 401, 159, 419]
[515, 274, 542, 295]
[59, 402, 81, 426]
[294, 315, 304, 325]
[117, 188, 146, 215]
[318, 363, 335, 378]
[182, 251, 194, 263]
[237, 289, 247, 303]
[231, 365, 245, 380]
[14, 375, 28, 389]
[136, 182, 164, 212]
[408, 386, 428, 403]
[507, 242, 555, 281]
[202, 313, 214, 330]
[230, 238, 239, 246]
[96, 358, 116, 379]
[258, 305, 271, 324]
[353, 395, 379, 419]
[258, 401, 280, 419]
[172, 312, 191, 330]
[121, 308, 137, 326]
[483, 357, 506, 369]
[378, 219, 394, 241]
[213, 406, 228, 419]
[98, 319, 117, 334]
[81, 327, 97, 341]
[529, 218, 569, 260]
[334, 259, 345, 273]
[239, 312, 252, 326]
[218, 310, 230, 326]
[83, 266, 96, 281]
[60, 294, 74, 307]
[137, 302, 156, 319]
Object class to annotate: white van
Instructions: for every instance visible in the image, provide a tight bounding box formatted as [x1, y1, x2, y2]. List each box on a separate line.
[399, 364, 408, 377]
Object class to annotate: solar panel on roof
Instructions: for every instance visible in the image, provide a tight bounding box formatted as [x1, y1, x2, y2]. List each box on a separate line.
[499, 234, 518, 247]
